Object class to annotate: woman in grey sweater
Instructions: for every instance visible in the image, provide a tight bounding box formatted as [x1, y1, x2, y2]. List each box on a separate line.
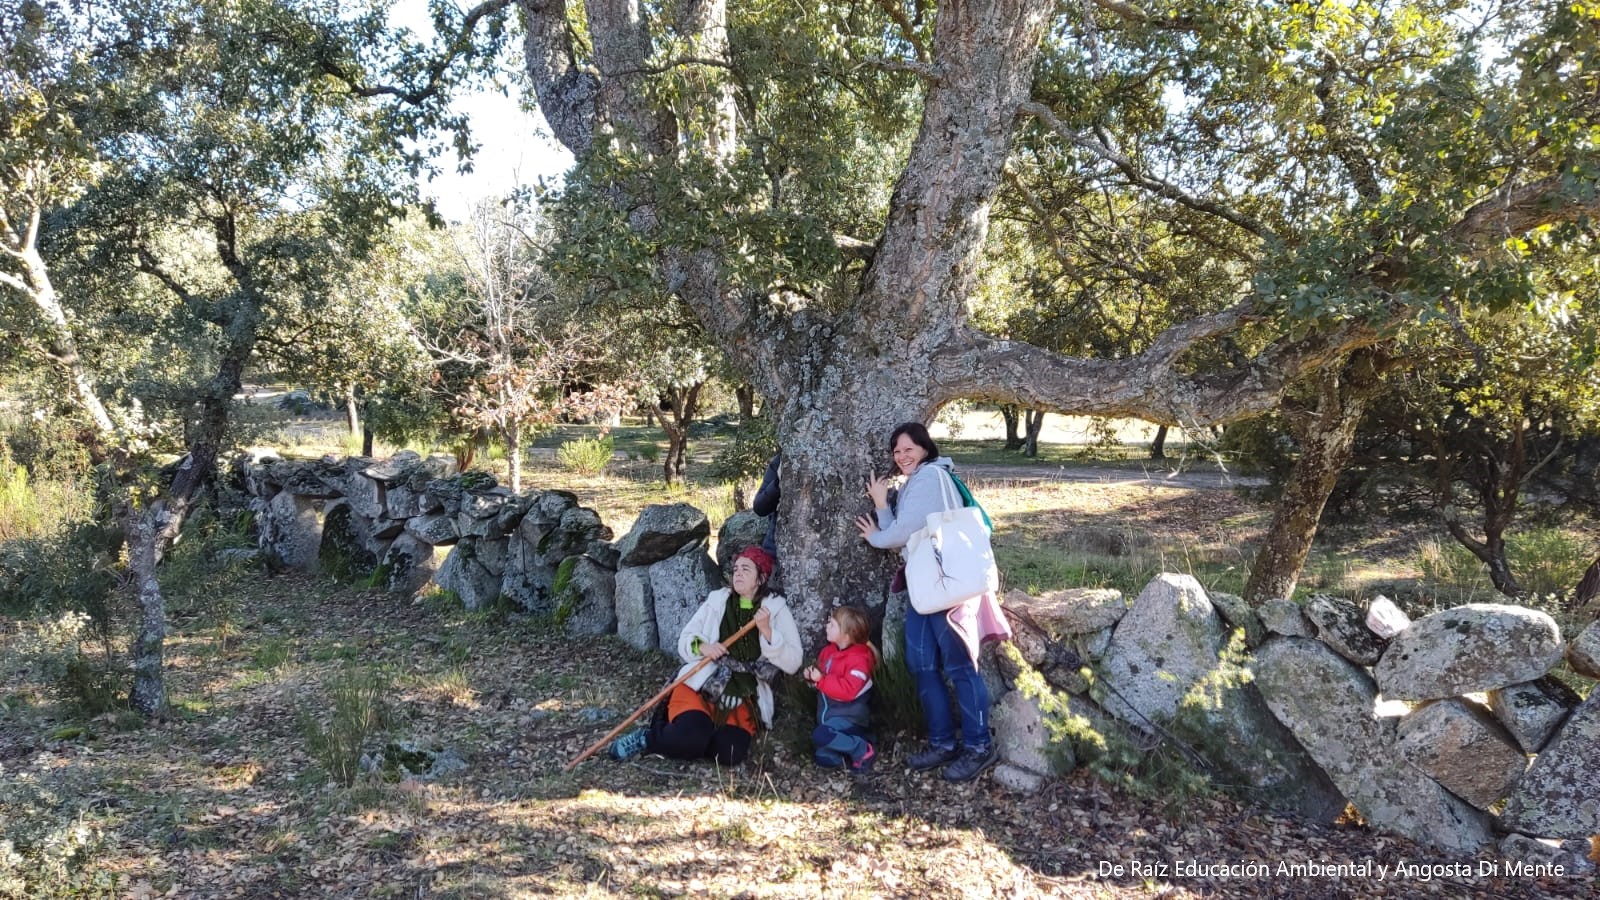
[855, 422, 998, 783]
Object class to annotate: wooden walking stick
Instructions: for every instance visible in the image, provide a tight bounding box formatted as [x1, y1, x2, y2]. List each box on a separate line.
[563, 616, 762, 771]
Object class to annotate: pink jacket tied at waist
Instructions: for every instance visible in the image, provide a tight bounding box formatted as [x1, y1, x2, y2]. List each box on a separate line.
[946, 591, 1012, 663]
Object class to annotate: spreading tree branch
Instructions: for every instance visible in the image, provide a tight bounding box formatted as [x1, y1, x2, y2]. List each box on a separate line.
[1019, 101, 1276, 241]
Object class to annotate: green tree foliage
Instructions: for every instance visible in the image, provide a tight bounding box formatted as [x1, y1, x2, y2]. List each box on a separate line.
[2, 0, 485, 714]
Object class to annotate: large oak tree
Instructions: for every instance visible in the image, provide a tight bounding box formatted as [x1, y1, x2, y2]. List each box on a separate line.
[491, 0, 1600, 633]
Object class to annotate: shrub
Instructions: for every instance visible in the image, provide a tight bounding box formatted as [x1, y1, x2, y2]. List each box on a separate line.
[866, 648, 924, 736]
[1, 416, 92, 483]
[556, 435, 614, 475]
[0, 775, 113, 898]
[1006, 644, 1214, 818]
[298, 667, 394, 787]
[5, 610, 126, 716]
[0, 444, 95, 545]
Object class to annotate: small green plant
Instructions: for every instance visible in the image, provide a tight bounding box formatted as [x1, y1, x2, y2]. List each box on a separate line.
[0, 774, 114, 898]
[866, 649, 924, 736]
[7, 609, 126, 716]
[556, 435, 614, 475]
[252, 637, 292, 671]
[1006, 645, 1213, 817]
[298, 667, 394, 787]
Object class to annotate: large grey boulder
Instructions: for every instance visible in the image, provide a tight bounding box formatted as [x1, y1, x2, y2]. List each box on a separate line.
[1501, 689, 1600, 839]
[261, 491, 321, 570]
[432, 536, 505, 610]
[1374, 604, 1565, 700]
[1497, 834, 1596, 879]
[647, 547, 722, 653]
[318, 501, 387, 580]
[556, 555, 618, 637]
[503, 504, 614, 614]
[363, 450, 423, 484]
[1099, 574, 1223, 722]
[1394, 699, 1527, 810]
[542, 508, 613, 564]
[1304, 595, 1384, 666]
[615, 503, 710, 567]
[614, 566, 658, 651]
[1030, 587, 1127, 635]
[457, 488, 517, 539]
[993, 689, 1074, 778]
[1487, 677, 1582, 753]
[1259, 599, 1314, 638]
[336, 469, 387, 520]
[406, 513, 459, 546]
[998, 590, 1111, 694]
[379, 534, 439, 597]
[1099, 574, 1345, 821]
[1254, 637, 1494, 854]
[1208, 591, 1266, 648]
[278, 465, 341, 499]
[1567, 621, 1600, 679]
[716, 510, 769, 568]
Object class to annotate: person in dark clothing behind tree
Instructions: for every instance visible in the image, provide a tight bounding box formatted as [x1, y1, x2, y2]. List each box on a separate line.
[752, 451, 781, 556]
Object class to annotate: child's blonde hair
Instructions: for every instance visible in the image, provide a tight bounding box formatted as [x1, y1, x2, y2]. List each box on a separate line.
[830, 605, 880, 667]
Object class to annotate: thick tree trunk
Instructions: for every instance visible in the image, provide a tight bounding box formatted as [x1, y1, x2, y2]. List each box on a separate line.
[1000, 404, 1024, 450]
[128, 347, 251, 713]
[362, 426, 374, 457]
[774, 368, 943, 642]
[1243, 360, 1376, 606]
[1023, 409, 1045, 457]
[1150, 424, 1169, 460]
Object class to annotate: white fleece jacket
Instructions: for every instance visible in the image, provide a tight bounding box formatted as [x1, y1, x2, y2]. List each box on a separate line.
[674, 588, 803, 727]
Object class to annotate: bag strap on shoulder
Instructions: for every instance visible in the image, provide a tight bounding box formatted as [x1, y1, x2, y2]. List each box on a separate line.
[947, 471, 993, 532]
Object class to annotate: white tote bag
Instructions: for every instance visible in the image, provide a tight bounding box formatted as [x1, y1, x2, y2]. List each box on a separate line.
[904, 468, 999, 614]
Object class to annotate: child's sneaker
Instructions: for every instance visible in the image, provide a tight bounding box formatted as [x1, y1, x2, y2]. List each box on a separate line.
[814, 750, 846, 769]
[608, 727, 649, 761]
[848, 742, 876, 776]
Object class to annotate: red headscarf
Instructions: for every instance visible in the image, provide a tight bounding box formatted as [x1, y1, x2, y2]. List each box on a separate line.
[734, 545, 775, 581]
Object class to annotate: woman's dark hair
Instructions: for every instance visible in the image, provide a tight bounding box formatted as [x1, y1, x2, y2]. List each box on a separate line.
[887, 421, 940, 474]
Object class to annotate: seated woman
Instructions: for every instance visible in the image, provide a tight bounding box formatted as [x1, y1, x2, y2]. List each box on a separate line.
[855, 421, 1009, 782]
[610, 546, 802, 766]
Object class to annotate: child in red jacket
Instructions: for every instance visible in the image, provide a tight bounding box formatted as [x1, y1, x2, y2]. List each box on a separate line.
[803, 606, 878, 773]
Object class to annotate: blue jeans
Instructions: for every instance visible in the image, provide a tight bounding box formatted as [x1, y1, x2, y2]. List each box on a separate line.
[903, 606, 990, 751]
[812, 718, 870, 766]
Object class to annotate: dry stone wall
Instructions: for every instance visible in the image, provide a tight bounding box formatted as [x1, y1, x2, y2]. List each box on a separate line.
[998, 577, 1597, 865]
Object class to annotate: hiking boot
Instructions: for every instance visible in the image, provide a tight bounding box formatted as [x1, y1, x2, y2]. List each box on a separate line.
[906, 743, 959, 771]
[848, 742, 876, 776]
[608, 727, 649, 761]
[942, 744, 998, 783]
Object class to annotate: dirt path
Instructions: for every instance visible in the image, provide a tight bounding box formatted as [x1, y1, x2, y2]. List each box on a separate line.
[962, 462, 1268, 491]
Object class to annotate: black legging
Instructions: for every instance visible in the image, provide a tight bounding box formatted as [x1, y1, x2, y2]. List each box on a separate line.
[649, 708, 753, 766]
